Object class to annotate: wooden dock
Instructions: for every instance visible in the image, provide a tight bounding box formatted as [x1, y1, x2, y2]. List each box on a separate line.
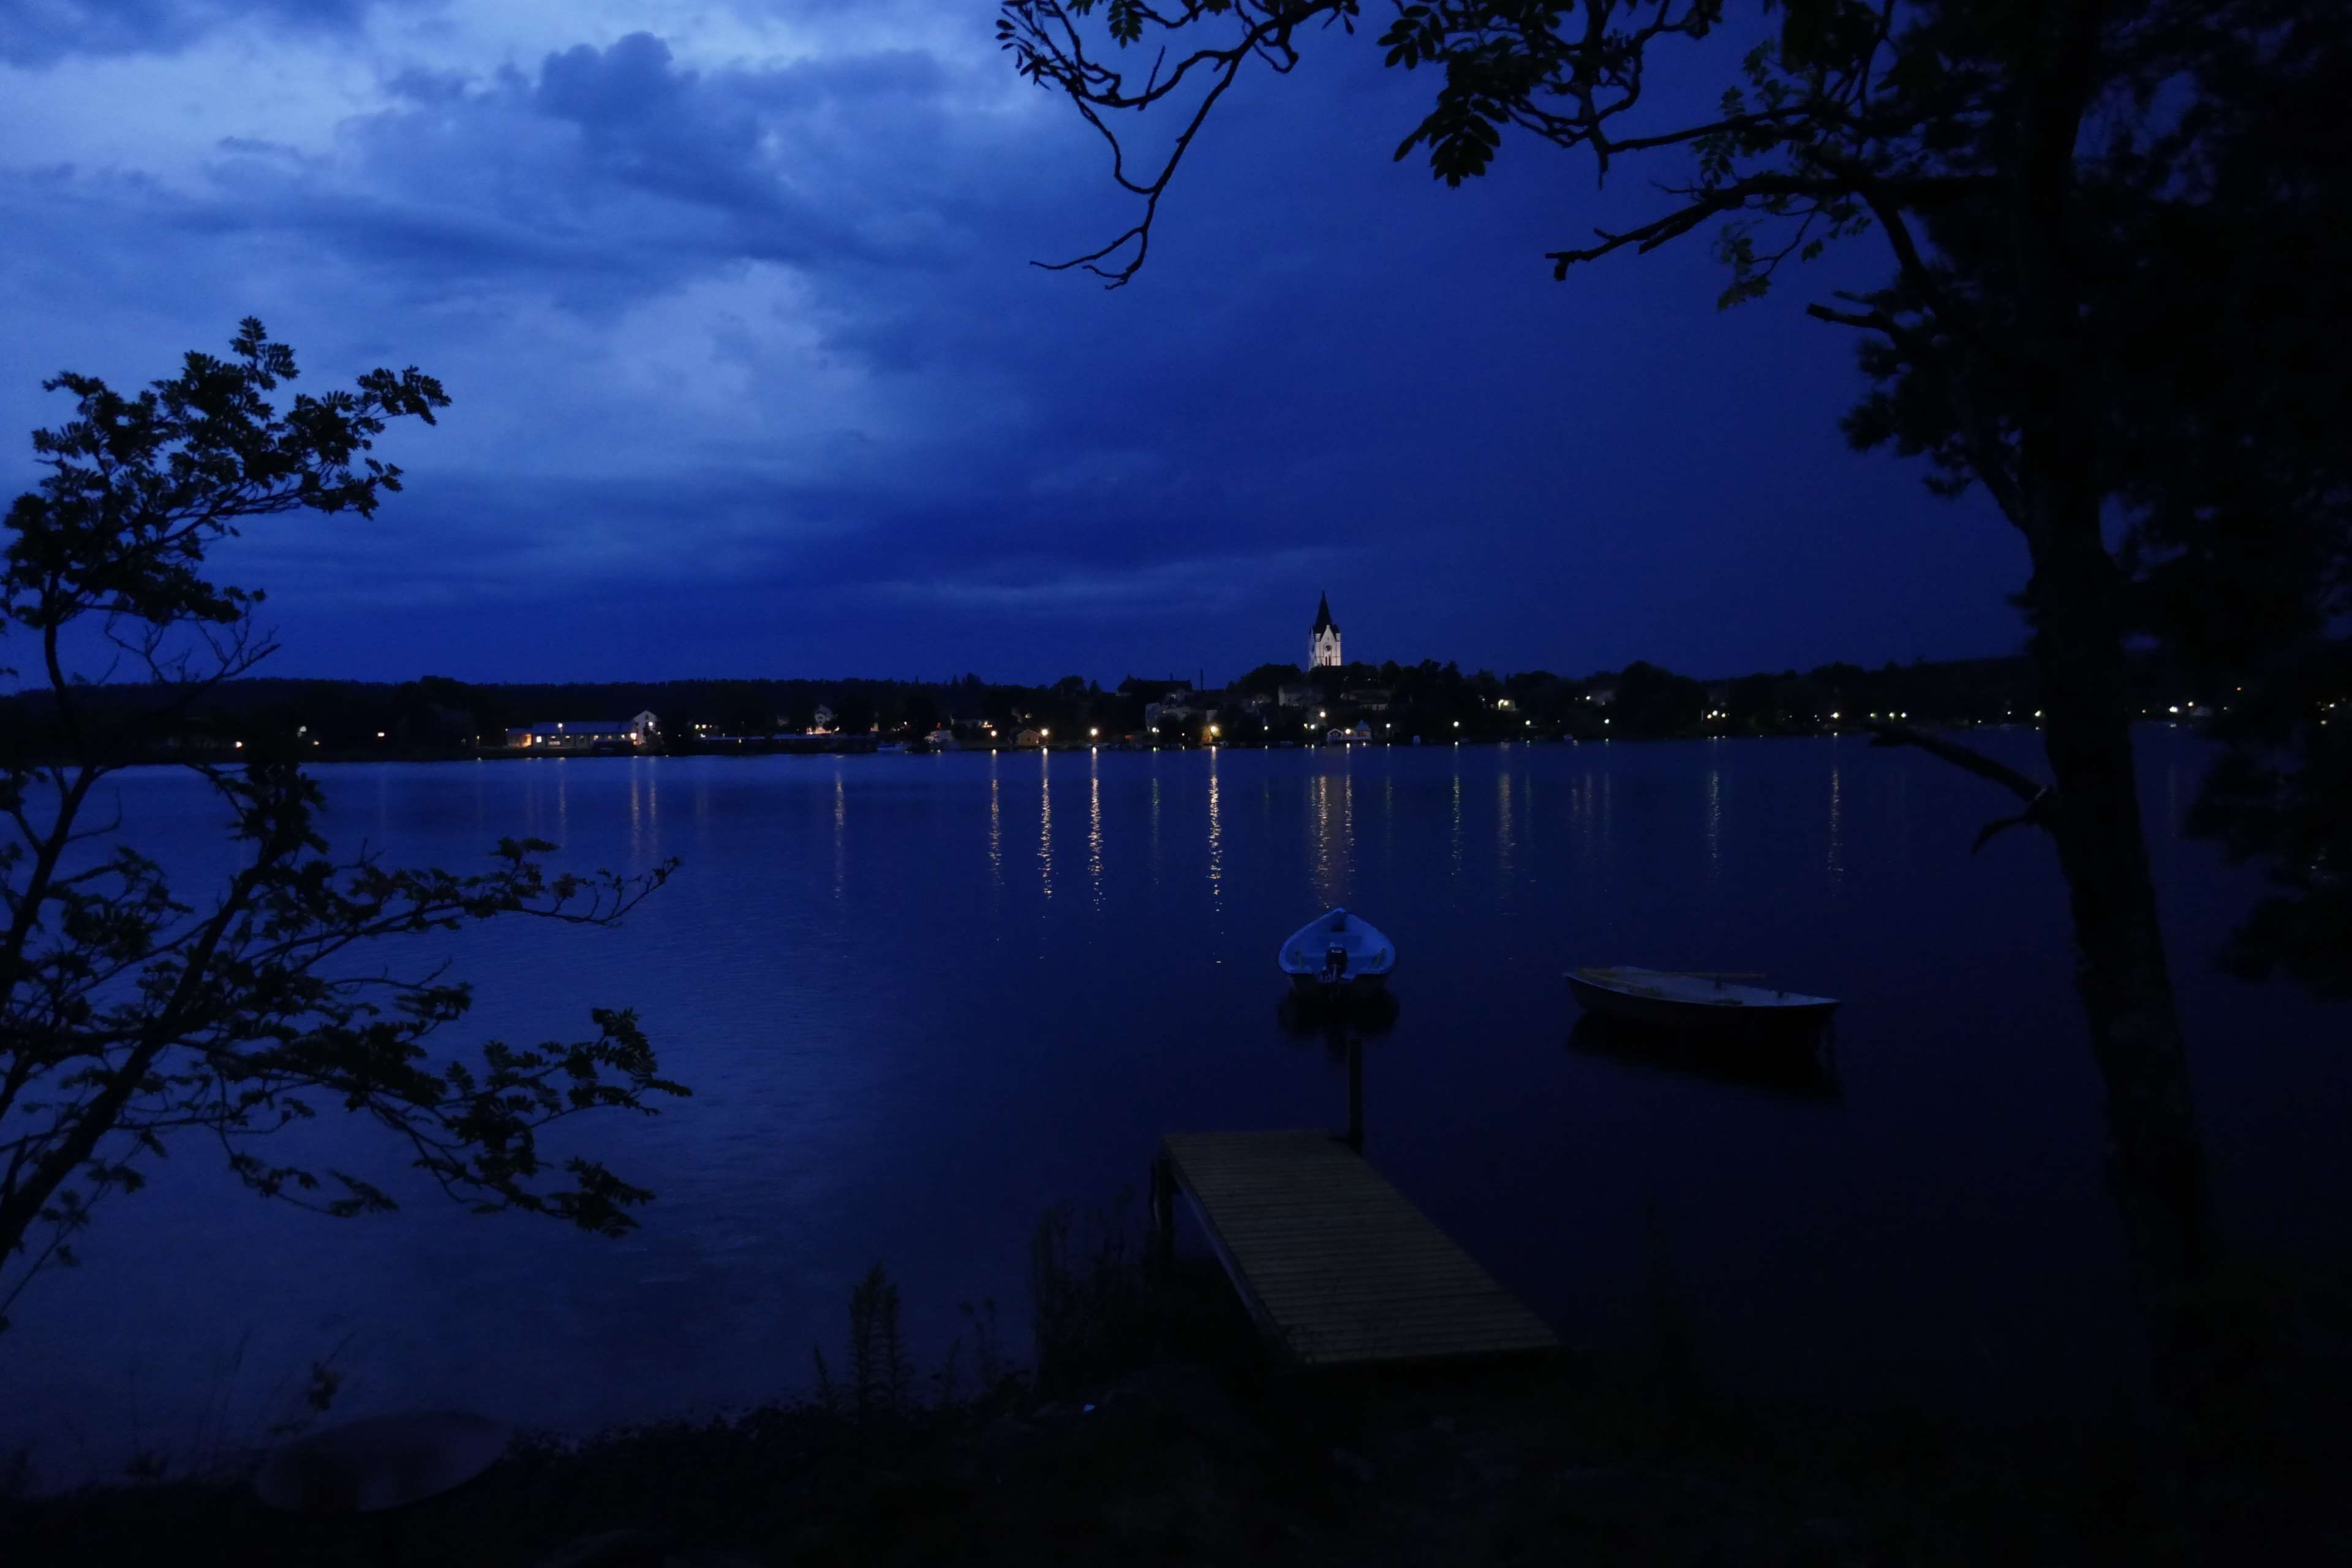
[1152, 1130, 1558, 1367]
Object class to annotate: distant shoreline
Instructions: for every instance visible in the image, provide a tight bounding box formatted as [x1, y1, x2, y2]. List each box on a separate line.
[60, 718, 2217, 771]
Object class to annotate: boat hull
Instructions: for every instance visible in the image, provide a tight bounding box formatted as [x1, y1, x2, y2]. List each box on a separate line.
[1567, 972, 1838, 1036]
[1287, 971, 1390, 997]
[1276, 908, 1397, 990]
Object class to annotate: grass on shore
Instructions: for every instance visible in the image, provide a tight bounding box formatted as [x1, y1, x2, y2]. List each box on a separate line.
[9, 1200, 2350, 1566]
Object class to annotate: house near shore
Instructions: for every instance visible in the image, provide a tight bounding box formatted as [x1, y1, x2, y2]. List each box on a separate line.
[505, 712, 658, 752]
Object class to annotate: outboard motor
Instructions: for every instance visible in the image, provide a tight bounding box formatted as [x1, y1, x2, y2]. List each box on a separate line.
[1321, 944, 1349, 986]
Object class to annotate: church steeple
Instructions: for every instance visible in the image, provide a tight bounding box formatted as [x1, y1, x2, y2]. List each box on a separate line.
[1308, 591, 1342, 668]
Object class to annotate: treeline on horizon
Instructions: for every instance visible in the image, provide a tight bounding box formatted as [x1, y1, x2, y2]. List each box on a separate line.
[0, 644, 2258, 758]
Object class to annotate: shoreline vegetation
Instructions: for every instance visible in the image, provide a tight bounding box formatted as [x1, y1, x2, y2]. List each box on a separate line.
[10, 1204, 2350, 1566]
[4, 647, 2309, 767]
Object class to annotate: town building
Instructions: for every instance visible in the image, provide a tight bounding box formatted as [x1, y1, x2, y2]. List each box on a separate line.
[1310, 592, 1342, 668]
[506, 712, 658, 752]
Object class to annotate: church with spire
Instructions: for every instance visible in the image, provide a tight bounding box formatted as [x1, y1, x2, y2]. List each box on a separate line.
[1309, 592, 1342, 668]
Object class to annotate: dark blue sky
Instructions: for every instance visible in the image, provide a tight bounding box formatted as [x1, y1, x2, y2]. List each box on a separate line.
[2, 1, 2026, 686]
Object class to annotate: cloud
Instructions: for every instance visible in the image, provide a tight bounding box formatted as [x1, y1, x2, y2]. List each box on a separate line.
[0, 7, 2035, 684]
[0, 0, 420, 67]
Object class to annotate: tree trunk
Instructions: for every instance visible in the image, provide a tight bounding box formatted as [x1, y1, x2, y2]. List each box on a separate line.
[2022, 470, 2215, 1391]
[2006, 1, 2215, 1409]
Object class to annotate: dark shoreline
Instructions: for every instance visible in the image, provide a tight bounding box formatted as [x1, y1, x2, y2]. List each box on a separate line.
[12, 1227, 2348, 1565]
[33, 718, 2209, 772]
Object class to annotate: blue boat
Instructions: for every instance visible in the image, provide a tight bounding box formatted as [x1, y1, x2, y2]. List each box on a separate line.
[1278, 908, 1396, 996]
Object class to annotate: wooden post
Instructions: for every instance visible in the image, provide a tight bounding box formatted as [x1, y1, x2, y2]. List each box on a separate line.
[1150, 1151, 1175, 1268]
[1345, 1038, 1364, 1154]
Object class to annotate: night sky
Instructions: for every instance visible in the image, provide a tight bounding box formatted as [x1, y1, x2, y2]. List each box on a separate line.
[2, 1, 2026, 687]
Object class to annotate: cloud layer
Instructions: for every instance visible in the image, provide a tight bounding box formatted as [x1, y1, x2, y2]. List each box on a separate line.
[0, 2, 2026, 682]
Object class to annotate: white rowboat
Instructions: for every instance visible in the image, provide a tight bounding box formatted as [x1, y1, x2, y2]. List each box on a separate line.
[1567, 967, 1838, 1033]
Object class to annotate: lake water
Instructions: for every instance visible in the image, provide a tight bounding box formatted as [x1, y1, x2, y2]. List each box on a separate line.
[5, 733, 2346, 1477]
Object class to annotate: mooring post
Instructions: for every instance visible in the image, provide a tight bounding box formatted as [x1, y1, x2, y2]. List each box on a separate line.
[1149, 1150, 1175, 1268]
[1345, 1038, 1364, 1154]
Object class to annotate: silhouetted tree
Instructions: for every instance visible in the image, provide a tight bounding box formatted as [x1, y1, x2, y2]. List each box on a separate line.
[1234, 662, 1302, 698]
[1001, 0, 2352, 1406]
[1615, 661, 1704, 737]
[0, 323, 684, 1328]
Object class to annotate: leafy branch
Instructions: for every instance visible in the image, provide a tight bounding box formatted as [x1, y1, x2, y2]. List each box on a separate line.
[0, 322, 685, 1329]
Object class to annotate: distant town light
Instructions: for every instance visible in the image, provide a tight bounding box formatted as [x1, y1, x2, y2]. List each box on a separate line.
[376, 731, 386, 739]
[1830, 712, 1839, 720]
[1090, 728, 1099, 738]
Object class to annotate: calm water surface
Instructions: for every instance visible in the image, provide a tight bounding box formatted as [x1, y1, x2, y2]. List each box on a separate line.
[6, 733, 2346, 1472]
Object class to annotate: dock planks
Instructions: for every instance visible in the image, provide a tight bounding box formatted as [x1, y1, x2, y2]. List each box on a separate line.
[1155, 1130, 1558, 1367]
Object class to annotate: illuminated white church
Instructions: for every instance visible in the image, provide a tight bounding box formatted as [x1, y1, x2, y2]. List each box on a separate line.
[1309, 592, 1342, 668]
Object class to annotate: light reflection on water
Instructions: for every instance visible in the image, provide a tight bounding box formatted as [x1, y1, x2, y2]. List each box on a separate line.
[6, 733, 2346, 1477]
[1449, 767, 1463, 884]
[987, 763, 1002, 892]
[1705, 761, 1722, 885]
[1037, 752, 1052, 902]
[1088, 754, 1104, 913]
[1496, 765, 1516, 888]
[832, 769, 846, 902]
[1828, 762, 1844, 884]
[1205, 753, 1221, 913]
